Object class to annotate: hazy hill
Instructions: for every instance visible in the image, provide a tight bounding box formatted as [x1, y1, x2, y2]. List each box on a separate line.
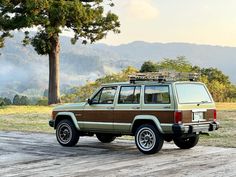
[0, 32, 236, 98]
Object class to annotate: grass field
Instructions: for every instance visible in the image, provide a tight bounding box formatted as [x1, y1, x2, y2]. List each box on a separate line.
[216, 102, 236, 110]
[0, 106, 53, 133]
[0, 104, 236, 147]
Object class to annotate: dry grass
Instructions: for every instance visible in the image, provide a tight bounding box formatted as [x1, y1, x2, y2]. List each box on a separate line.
[0, 106, 54, 133]
[199, 110, 236, 148]
[216, 102, 236, 111]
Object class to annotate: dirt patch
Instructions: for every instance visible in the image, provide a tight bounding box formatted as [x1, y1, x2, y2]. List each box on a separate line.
[0, 131, 235, 177]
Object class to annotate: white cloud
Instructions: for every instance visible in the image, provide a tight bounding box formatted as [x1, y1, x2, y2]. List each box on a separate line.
[125, 0, 159, 20]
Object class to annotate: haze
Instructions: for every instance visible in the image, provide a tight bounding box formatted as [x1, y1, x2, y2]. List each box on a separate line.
[100, 0, 236, 47]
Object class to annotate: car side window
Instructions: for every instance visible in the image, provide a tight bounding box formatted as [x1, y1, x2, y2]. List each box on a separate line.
[144, 85, 170, 104]
[118, 86, 141, 104]
[92, 87, 117, 104]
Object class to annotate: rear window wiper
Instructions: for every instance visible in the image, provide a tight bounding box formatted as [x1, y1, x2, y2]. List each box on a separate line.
[197, 100, 209, 106]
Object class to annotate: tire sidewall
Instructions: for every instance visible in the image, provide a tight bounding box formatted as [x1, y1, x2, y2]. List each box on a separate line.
[173, 134, 199, 149]
[56, 119, 79, 146]
[135, 124, 163, 154]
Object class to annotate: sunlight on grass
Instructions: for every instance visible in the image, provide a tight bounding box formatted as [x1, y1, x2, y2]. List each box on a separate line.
[216, 102, 236, 110]
[0, 106, 53, 115]
[0, 106, 54, 133]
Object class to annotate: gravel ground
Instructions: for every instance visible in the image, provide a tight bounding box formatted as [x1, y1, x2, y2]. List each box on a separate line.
[0, 131, 235, 177]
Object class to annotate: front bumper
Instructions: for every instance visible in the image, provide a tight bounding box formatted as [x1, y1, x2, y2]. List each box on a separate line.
[49, 120, 55, 128]
[173, 121, 219, 135]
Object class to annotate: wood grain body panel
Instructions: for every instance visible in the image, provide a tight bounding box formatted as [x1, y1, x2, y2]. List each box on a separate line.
[79, 110, 113, 122]
[53, 110, 174, 123]
[53, 109, 214, 123]
[205, 109, 214, 121]
[114, 111, 174, 123]
[182, 111, 192, 123]
[182, 109, 215, 123]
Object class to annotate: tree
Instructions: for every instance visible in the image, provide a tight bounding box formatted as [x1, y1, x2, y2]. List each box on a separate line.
[0, 0, 120, 104]
[13, 95, 21, 105]
[201, 67, 230, 85]
[0, 97, 4, 106]
[156, 56, 193, 72]
[3, 97, 12, 105]
[20, 96, 30, 105]
[140, 61, 157, 72]
[140, 57, 193, 73]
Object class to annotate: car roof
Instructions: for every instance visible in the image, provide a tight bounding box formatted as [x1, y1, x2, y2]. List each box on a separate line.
[101, 81, 202, 87]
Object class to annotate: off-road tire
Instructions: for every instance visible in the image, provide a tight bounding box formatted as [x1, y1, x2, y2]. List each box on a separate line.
[96, 133, 116, 143]
[56, 119, 79, 147]
[135, 124, 164, 154]
[173, 134, 199, 149]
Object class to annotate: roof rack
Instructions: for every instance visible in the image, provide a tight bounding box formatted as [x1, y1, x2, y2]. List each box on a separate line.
[129, 72, 200, 84]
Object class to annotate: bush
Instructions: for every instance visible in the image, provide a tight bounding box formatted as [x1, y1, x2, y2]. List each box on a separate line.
[36, 97, 48, 106]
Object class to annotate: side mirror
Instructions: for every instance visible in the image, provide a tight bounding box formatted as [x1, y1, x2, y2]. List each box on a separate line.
[87, 98, 92, 105]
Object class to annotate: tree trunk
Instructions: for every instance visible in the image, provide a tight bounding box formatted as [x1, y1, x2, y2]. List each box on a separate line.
[48, 35, 61, 105]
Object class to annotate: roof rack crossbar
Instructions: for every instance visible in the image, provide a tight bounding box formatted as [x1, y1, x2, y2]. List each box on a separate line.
[129, 72, 200, 83]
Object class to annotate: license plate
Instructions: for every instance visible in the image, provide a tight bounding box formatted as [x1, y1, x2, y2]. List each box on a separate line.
[193, 112, 204, 121]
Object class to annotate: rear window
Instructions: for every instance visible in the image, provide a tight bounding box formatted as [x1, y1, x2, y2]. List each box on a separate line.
[175, 83, 212, 104]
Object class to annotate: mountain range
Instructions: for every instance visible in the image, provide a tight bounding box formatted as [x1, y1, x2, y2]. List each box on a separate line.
[0, 32, 236, 99]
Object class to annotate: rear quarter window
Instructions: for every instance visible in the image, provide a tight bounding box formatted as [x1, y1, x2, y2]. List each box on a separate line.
[144, 85, 170, 104]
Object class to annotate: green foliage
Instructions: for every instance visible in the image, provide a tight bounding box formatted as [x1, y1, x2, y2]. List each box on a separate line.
[140, 56, 194, 73]
[201, 67, 230, 85]
[20, 96, 30, 105]
[157, 56, 193, 72]
[13, 95, 21, 105]
[62, 61, 236, 103]
[199, 68, 235, 102]
[0, 0, 120, 53]
[13, 95, 30, 105]
[0, 97, 12, 106]
[1, 0, 120, 104]
[140, 57, 236, 102]
[140, 60, 158, 72]
[3, 98, 11, 105]
[36, 97, 49, 106]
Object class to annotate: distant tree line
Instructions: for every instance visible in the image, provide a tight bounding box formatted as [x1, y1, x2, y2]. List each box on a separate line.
[0, 95, 31, 106]
[0, 97, 11, 106]
[140, 56, 236, 102]
[62, 56, 236, 103]
[1, 57, 235, 106]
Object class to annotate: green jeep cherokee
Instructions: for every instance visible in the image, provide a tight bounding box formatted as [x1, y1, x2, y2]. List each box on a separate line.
[49, 73, 219, 154]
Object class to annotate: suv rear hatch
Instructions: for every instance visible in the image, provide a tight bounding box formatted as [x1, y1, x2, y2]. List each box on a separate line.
[174, 82, 216, 124]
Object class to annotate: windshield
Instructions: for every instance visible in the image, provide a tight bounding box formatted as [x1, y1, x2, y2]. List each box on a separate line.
[175, 83, 212, 104]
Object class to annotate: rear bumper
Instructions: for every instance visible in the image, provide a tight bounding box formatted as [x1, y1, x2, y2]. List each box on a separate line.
[173, 121, 219, 134]
[49, 120, 55, 128]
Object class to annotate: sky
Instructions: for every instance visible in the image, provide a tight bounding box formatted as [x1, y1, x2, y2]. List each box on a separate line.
[98, 0, 236, 47]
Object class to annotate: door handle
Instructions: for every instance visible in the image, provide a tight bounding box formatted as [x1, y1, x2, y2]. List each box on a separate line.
[106, 106, 114, 110]
[132, 106, 140, 110]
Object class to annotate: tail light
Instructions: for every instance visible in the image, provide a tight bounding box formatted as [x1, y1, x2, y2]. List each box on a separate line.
[175, 111, 182, 124]
[213, 109, 217, 122]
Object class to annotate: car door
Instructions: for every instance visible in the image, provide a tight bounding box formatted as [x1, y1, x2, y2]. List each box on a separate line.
[113, 85, 142, 133]
[142, 84, 175, 123]
[82, 86, 118, 132]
